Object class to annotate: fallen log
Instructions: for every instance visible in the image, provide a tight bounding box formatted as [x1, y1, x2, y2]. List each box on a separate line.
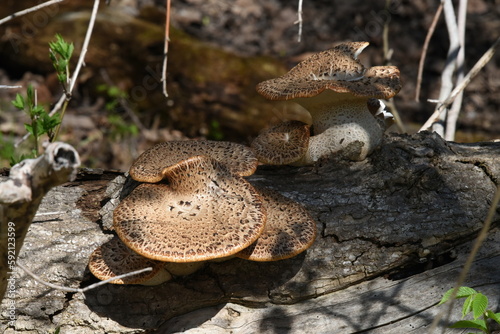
[1, 131, 499, 333]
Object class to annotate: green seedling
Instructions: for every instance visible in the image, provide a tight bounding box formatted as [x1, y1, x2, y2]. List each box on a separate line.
[11, 84, 60, 163]
[49, 33, 74, 92]
[439, 286, 500, 334]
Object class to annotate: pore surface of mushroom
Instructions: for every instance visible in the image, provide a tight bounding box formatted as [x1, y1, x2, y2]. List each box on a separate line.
[89, 236, 171, 285]
[129, 140, 258, 183]
[114, 155, 266, 263]
[256, 42, 401, 164]
[236, 186, 317, 261]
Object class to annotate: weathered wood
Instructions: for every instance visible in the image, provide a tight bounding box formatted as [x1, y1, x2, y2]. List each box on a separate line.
[1, 132, 499, 333]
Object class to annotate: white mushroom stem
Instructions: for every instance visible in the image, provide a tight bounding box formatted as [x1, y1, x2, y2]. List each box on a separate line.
[0, 142, 80, 301]
[294, 90, 384, 164]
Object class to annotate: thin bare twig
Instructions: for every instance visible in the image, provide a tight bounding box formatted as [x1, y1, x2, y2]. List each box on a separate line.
[432, 0, 460, 136]
[161, 0, 172, 98]
[415, 2, 443, 102]
[419, 35, 500, 132]
[381, 0, 405, 133]
[294, 0, 304, 43]
[444, 0, 467, 141]
[382, 0, 393, 63]
[0, 85, 22, 89]
[17, 261, 153, 293]
[429, 184, 500, 333]
[0, 0, 64, 26]
[67, 0, 99, 96]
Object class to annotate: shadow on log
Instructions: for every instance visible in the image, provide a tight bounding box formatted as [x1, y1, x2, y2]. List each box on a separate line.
[1, 131, 499, 333]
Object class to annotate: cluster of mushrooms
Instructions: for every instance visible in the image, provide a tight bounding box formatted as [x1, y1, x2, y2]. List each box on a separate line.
[88, 41, 401, 285]
[252, 41, 402, 165]
[88, 141, 317, 285]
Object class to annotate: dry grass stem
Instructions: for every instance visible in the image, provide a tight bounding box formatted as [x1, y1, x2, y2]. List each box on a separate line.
[444, 0, 468, 141]
[415, 2, 443, 102]
[161, 0, 172, 98]
[420, 35, 500, 132]
[294, 0, 304, 43]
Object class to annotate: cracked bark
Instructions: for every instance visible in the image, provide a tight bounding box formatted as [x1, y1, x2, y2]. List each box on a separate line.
[1, 132, 500, 334]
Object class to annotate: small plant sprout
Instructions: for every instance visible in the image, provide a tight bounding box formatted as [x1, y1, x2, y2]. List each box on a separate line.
[439, 286, 500, 333]
[48, 34, 74, 141]
[49, 33, 74, 95]
[11, 84, 60, 163]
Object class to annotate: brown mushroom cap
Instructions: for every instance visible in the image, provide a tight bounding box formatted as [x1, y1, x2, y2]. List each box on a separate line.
[114, 155, 266, 263]
[256, 42, 401, 101]
[236, 186, 317, 261]
[88, 236, 171, 285]
[251, 120, 310, 165]
[129, 140, 258, 183]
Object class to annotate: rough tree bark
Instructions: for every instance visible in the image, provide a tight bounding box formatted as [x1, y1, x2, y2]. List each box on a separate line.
[1, 132, 499, 334]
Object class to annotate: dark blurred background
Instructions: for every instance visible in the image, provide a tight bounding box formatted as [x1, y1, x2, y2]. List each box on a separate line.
[0, 0, 498, 170]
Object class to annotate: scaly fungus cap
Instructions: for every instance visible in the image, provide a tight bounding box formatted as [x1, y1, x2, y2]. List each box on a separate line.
[129, 140, 258, 183]
[256, 42, 401, 101]
[114, 155, 266, 263]
[88, 236, 171, 285]
[251, 120, 310, 165]
[236, 187, 317, 261]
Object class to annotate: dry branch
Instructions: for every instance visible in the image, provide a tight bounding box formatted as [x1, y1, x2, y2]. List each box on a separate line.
[0, 142, 80, 301]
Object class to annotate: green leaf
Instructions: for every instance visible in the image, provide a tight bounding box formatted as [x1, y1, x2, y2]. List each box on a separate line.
[26, 84, 35, 107]
[40, 113, 61, 135]
[486, 311, 500, 324]
[32, 105, 46, 117]
[50, 34, 73, 60]
[66, 42, 74, 59]
[472, 293, 488, 320]
[24, 123, 34, 136]
[449, 319, 487, 332]
[12, 93, 25, 110]
[440, 287, 478, 305]
[56, 72, 67, 84]
[462, 295, 475, 318]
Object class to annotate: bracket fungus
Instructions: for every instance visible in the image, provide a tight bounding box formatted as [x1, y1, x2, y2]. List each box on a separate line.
[89, 236, 172, 285]
[254, 41, 401, 165]
[114, 155, 266, 263]
[236, 187, 317, 261]
[90, 139, 318, 284]
[251, 120, 311, 165]
[129, 140, 258, 182]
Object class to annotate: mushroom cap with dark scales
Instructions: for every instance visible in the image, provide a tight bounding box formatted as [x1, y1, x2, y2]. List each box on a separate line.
[236, 186, 317, 261]
[251, 120, 310, 165]
[129, 140, 258, 183]
[114, 155, 266, 263]
[88, 236, 167, 284]
[256, 42, 401, 101]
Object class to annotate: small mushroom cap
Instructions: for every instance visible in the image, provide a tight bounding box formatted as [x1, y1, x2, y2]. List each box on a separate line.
[236, 187, 317, 261]
[256, 42, 401, 101]
[114, 155, 266, 263]
[129, 140, 258, 183]
[251, 120, 310, 165]
[88, 236, 170, 285]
